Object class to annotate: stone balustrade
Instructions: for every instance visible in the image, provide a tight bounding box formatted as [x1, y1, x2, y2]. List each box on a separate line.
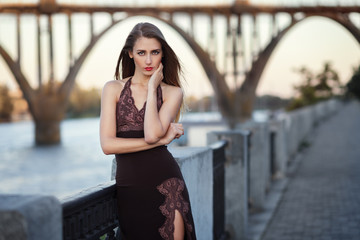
[0, 195, 62, 240]
[0, 98, 342, 240]
[110, 146, 216, 240]
[207, 129, 251, 240]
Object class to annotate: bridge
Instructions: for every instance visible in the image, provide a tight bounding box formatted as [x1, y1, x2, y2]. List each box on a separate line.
[0, 0, 359, 144]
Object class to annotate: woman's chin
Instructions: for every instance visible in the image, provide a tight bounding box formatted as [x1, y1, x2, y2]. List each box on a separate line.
[143, 71, 153, 76]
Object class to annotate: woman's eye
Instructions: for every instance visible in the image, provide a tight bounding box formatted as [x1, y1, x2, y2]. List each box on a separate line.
[137, 51, 145, 56]
[152, 50, 160, 55]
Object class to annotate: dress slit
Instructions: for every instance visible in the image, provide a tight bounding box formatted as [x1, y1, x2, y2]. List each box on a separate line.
[157, 178, 194, 240]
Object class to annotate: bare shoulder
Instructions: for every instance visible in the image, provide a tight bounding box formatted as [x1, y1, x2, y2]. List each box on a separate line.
[161, 83, 183, 100]
[102, 78, 130, 99]
[103, 79, 124, 90]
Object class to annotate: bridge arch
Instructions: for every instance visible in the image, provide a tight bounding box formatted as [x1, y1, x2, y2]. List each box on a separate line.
[1, 10, 359, 126]
[256, 14, 360, 98]
[66, 14, 233, 118]
[63, 12, 360, 126]
[76, 15, 213, 96]
[312, 13, 360, 44]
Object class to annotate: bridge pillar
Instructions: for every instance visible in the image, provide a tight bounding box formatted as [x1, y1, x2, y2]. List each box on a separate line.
[31, 93, 67, 145]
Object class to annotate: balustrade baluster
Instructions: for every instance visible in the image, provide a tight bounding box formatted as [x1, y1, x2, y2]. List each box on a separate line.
[62, 183, 119, 240]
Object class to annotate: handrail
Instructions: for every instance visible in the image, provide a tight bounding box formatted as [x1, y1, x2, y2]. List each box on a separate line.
[210, 139, 228, 240]
[61, 181, 118, 240]
[61, 141, 228, 240]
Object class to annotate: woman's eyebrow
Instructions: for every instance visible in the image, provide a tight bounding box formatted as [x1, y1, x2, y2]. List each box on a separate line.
[135, 48, 161, 51]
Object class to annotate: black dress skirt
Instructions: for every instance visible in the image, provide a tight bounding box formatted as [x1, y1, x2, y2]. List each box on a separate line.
[115, 78, 196, 240]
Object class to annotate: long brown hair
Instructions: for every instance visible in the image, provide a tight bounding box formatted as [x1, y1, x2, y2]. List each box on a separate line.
[114, 22, 182, 87]
[114, 22, 184, 120]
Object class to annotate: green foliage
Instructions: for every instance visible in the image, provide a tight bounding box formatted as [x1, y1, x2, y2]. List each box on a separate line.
[346, 65, 360, 100]
[254, 94, 290, 110]
[287, 62, 342, 111]
[0, 84, 14, 122]
[67, 84, 101, 118]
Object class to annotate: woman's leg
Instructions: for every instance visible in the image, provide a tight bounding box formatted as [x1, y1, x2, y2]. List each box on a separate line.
[173, 210, 185, 240]
[174, 210, 185, 240]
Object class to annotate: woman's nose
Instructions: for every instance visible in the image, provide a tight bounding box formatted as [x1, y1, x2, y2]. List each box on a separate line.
[145, 54, 152, 65]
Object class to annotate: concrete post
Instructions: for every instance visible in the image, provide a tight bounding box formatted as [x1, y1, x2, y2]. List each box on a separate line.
[285, 112, 299, 159]
[171, 147, 213, 240]
[207, 130, 250, 240]
[315, 101, 326, 122]
[0, 195, 62, 240]
[239, 121, 270, 212]
[269, 118, 288, 179]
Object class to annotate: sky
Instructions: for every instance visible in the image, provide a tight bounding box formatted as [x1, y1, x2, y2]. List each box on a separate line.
[0, 0, 359, 99]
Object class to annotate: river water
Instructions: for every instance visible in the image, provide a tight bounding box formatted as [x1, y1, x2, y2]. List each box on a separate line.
[0, 111, 268, 199]
[0, 118, 114, 199]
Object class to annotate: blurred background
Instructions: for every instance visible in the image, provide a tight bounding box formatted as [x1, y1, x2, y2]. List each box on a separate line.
[0, 0, 359, 198]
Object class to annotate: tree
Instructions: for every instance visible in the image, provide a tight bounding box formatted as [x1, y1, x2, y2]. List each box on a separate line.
[254, 94, 290, 110]
[347, 65, 360, 100]
[313, 62, 341, 98]
[0, 84, 14, 122]
[67, 84, 101, 118]
[287, 62, 342, 111]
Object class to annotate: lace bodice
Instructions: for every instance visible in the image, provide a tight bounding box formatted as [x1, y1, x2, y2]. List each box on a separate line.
[116, 78, 163, 133]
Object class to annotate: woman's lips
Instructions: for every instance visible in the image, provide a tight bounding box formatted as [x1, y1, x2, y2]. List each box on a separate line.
[145, 67, 153, 71]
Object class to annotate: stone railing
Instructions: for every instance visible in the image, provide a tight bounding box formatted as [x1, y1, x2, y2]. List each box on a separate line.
[210, 140, 228, 240]
[62, 182, 118, 240]
[0, 140, 230, 240]
[0, 98, 342, 240]
[0, 195, 62, 240]
[246, 99, 341, 207]
[208, 129, 251, 239]
[234, 98, 341, 239]
[109, 141, 230, 240]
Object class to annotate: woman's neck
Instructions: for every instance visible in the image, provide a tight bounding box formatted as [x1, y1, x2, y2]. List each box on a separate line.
[131, 71, 150, 86]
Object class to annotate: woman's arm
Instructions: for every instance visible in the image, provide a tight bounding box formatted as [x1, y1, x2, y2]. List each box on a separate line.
[100, 80, 183, 155]
[144, 64, 183, 144]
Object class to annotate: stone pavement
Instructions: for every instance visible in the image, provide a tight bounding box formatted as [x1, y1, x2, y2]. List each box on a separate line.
[261, 101, 360, 240]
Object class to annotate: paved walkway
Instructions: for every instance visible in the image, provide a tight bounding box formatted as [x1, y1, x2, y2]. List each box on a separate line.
[261, 101, 360, 240]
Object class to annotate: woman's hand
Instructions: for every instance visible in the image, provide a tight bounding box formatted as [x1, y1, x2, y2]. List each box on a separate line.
[148, 63, 164, 90]
[159, 122, 184, 145]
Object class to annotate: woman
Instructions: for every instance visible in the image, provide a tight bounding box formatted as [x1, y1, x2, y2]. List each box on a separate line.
[100, 22, 196, 240]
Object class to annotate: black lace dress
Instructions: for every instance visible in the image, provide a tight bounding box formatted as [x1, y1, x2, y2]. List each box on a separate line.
[115, 78, 196, 240]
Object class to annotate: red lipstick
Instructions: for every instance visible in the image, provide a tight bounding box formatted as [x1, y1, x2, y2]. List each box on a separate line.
[145, 67, 153, 71]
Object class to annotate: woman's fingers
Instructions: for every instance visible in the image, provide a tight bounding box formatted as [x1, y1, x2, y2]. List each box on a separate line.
[172, 123, 183, 133]
[171, 123, 184, 139]
[149, 63, 164, 88]
[159, 123, 184, 145]
[169, 123, 183, 136]
[161, 123, 178, 144]
[156, 62, 163, 73]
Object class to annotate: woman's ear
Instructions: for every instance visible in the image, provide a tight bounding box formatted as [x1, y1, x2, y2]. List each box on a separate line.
[128, 51, 133, 59]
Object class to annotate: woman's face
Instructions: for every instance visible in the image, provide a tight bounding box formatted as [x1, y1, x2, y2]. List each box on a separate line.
[129, 37, 163, 77]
